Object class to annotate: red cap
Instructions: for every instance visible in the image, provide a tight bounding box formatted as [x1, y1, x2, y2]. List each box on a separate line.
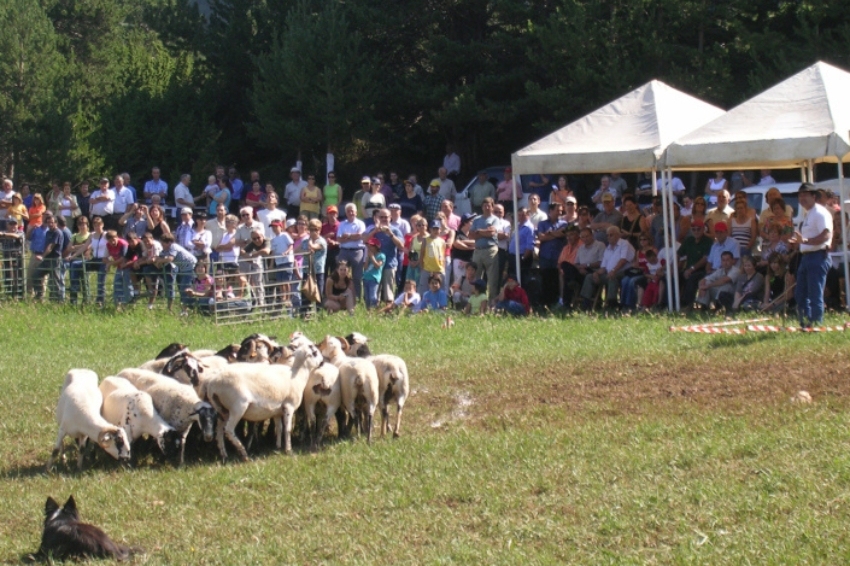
[714, 221, 728, 232]
[366, 237, 381, 247]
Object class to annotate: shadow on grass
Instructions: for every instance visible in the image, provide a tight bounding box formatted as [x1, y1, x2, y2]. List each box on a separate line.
[707, 331, 779, 349]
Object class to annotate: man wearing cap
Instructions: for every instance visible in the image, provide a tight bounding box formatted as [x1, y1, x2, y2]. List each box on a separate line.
[496, 167, 521, 216]
[353, 176, 371, 219]
[364, 208, 404, 303]
[257, 192, 286, 238]
[591, 176, 619, 212]
[793, 182, 833, 328]
[470, 170, 496, 214]
[143, 167, 168, 205]
[423, 179, 443, 223]
[678, 218, 713, 309]
[470, 198, 501, 301]
[174, 208, 195, 250]
[336, 203, 367, 301]
[437, 167, 457, 201]
[388, 203, 410, 237]
[590, 193, 622, 242]
[90, 178, 115, 230]
[284, 167, 307, 219]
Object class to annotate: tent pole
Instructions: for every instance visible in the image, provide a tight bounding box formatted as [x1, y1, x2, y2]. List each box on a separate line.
[659, 169, 673, 311]
[512, 174, 521, 286]
[808, 160, 815, 183]
[838, 160, 850, 312]
[800, 166, 806, 182]
[667, 168, 681, 311]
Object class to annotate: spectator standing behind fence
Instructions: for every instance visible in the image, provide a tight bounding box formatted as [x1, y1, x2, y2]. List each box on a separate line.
[174, 208, 195, 250]
[363, 238, 385, 310]
[268, 219, 296, 312]
[104, 230, 128, 307]
[257, 193, 286, 238]
[154, 233, 197, 311]
[0, 178, 14, 220]
[207, 204, 228, 260]
[27, 213, 49, 299]
[173, 174, 195, 209]
[323, 172, 341, 210]
[143, 167, 168, 205]
[190, 211, 212, 264]
[241, 228, 271, 309]
[146, 204, 171, 242]
[27, 194, 45, 238]
[284, 167, 307, 219]
[336, 203, 366, 302]
[115, 232, 142, 306]
[39, 214, 66, 302]
[138, 232, 163, 308]
[301, 218, 327, 299]
[67, 216, 95, 304]
[299, 174, 322, 219]
[0, 218, 24, 298]
[119, 203, 148, 240]
[182, 262, 215, 315]
[320, 205, 340, 271]
[364, 208, 404, 304]
[89, 178, 114, 230]
[111, 175, 134, 230]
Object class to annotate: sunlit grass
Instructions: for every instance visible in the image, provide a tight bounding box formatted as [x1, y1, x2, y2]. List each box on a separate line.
[0, 303, 848, 563]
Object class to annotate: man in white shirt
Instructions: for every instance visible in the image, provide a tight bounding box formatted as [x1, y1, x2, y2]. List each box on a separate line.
[336, 202, 367, 301]
[284, 167, 307, 219]
[112, 174, 134, 231]
[437, 167, 457, 201]
[527, 194, 547, 229]
[758, 169, 776, 186]
[388, 203, 410, 236]
[793, 183, 833, 328]
[655, 175, 686, 201]
[90, 178, 115, 228]
[173, 174, 195, 209]
[443, 144, 461, 182]
[143, 167, 168, 204]
[696, 251, 740, 310]
[257, 193, 286, 238]
[579, 225, 635, 310]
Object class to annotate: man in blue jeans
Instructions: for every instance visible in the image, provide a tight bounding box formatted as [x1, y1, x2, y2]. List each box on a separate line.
[792, 183, 833, 329]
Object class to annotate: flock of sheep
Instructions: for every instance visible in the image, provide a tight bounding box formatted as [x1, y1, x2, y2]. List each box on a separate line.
[46, 332, 411, 471]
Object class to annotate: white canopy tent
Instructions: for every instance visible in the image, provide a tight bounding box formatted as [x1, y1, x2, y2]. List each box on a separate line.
[666, 61, 850, 311]
[510, 80, 725, 308]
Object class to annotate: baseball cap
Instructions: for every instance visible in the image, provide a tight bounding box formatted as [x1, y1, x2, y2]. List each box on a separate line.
[270, 220, 282, 227]
[180, 207, 193, 215]
[286, 219, 296, 228]
[366, 237, 381, 247]
[602, 194, 614, 202]
[326, 205, 338, 214]
[565, 196, 577, 204]
[361, 176, 371, 184]
[460, 213, 478, 225]
[388, 203, 401, 210]
[714, 221, 728, 232]
[430, 219, 441, 229]
[290, 166, 301, 173]
[429, 179, 441, 188]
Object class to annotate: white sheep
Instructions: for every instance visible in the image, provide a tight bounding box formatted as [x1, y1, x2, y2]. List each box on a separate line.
[301, 360, 341, 450]
[198, 344, 325, 460]
[117, 368, 217, 465]
[99, 376, 183, 463]
[318, 336, 380, 444]
[46, 369, 131, 472]
[370, 354, 410, 438]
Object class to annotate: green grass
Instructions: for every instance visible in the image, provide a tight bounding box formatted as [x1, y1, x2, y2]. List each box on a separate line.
[1, 303, 849, 564]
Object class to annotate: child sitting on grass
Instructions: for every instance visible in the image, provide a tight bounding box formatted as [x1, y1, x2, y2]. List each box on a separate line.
[379, 278, 420, 314]
[414, 273, 448, 313]
[182, 262, 215, 315]
[463, 278, 489, 315]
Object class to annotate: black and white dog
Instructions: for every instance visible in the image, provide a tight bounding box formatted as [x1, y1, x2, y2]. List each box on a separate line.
[37, 495, 138, 561]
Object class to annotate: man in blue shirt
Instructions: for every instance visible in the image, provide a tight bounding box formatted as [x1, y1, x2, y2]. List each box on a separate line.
[536, 203, 568, 306]
[38, 214, 66, 301]
[363, 208, 404, 304]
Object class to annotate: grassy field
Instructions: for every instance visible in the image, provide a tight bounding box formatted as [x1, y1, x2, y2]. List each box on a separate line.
[1, 303, 849, 564]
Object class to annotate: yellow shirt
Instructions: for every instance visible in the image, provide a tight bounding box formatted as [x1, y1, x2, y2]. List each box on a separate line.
[422, 235, 446, 272]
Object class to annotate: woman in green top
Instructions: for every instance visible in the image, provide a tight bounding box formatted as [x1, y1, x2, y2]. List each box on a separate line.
[322, 171, 342, 212]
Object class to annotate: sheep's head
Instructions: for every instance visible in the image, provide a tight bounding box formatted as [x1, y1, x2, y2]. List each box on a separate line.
[159, 429, 184, 461]
[292, 344, 324, 373]
[215, 344, 240, 363]
[191, 402, 217, 442]
[269, 345, 294, 366]
[345, 332, 369, 346]
[318, 335, 342, 358]
[155, 343, 188, 360]
[237, 334, 279, 363]
[164, 353, 203, 387]
[98, 428, 130, 461]
[289, 331, 313, 349]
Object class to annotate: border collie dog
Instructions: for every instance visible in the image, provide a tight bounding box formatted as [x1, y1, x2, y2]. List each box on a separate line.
[38, 496, 137, 561]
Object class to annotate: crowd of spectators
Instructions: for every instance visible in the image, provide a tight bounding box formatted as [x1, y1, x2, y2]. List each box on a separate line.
[0, 163, 847, 324]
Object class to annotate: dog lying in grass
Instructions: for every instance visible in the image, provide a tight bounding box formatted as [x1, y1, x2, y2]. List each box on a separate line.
[35, 495, 139, 561]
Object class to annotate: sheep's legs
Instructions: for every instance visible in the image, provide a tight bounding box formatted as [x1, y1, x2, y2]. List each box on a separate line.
[380, 406, 389, 438]
[365, 409, 374, 444]
[393, 403, 404, 438]
[46, 430, 66, 472]
[282, 407, 295, 454]
[76, 437, 89, 470]
[215, 419, 227, 461]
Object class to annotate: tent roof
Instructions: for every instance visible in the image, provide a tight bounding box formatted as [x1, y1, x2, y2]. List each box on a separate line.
[665, 61, 850, 170]
[511, 80, 724, 174]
